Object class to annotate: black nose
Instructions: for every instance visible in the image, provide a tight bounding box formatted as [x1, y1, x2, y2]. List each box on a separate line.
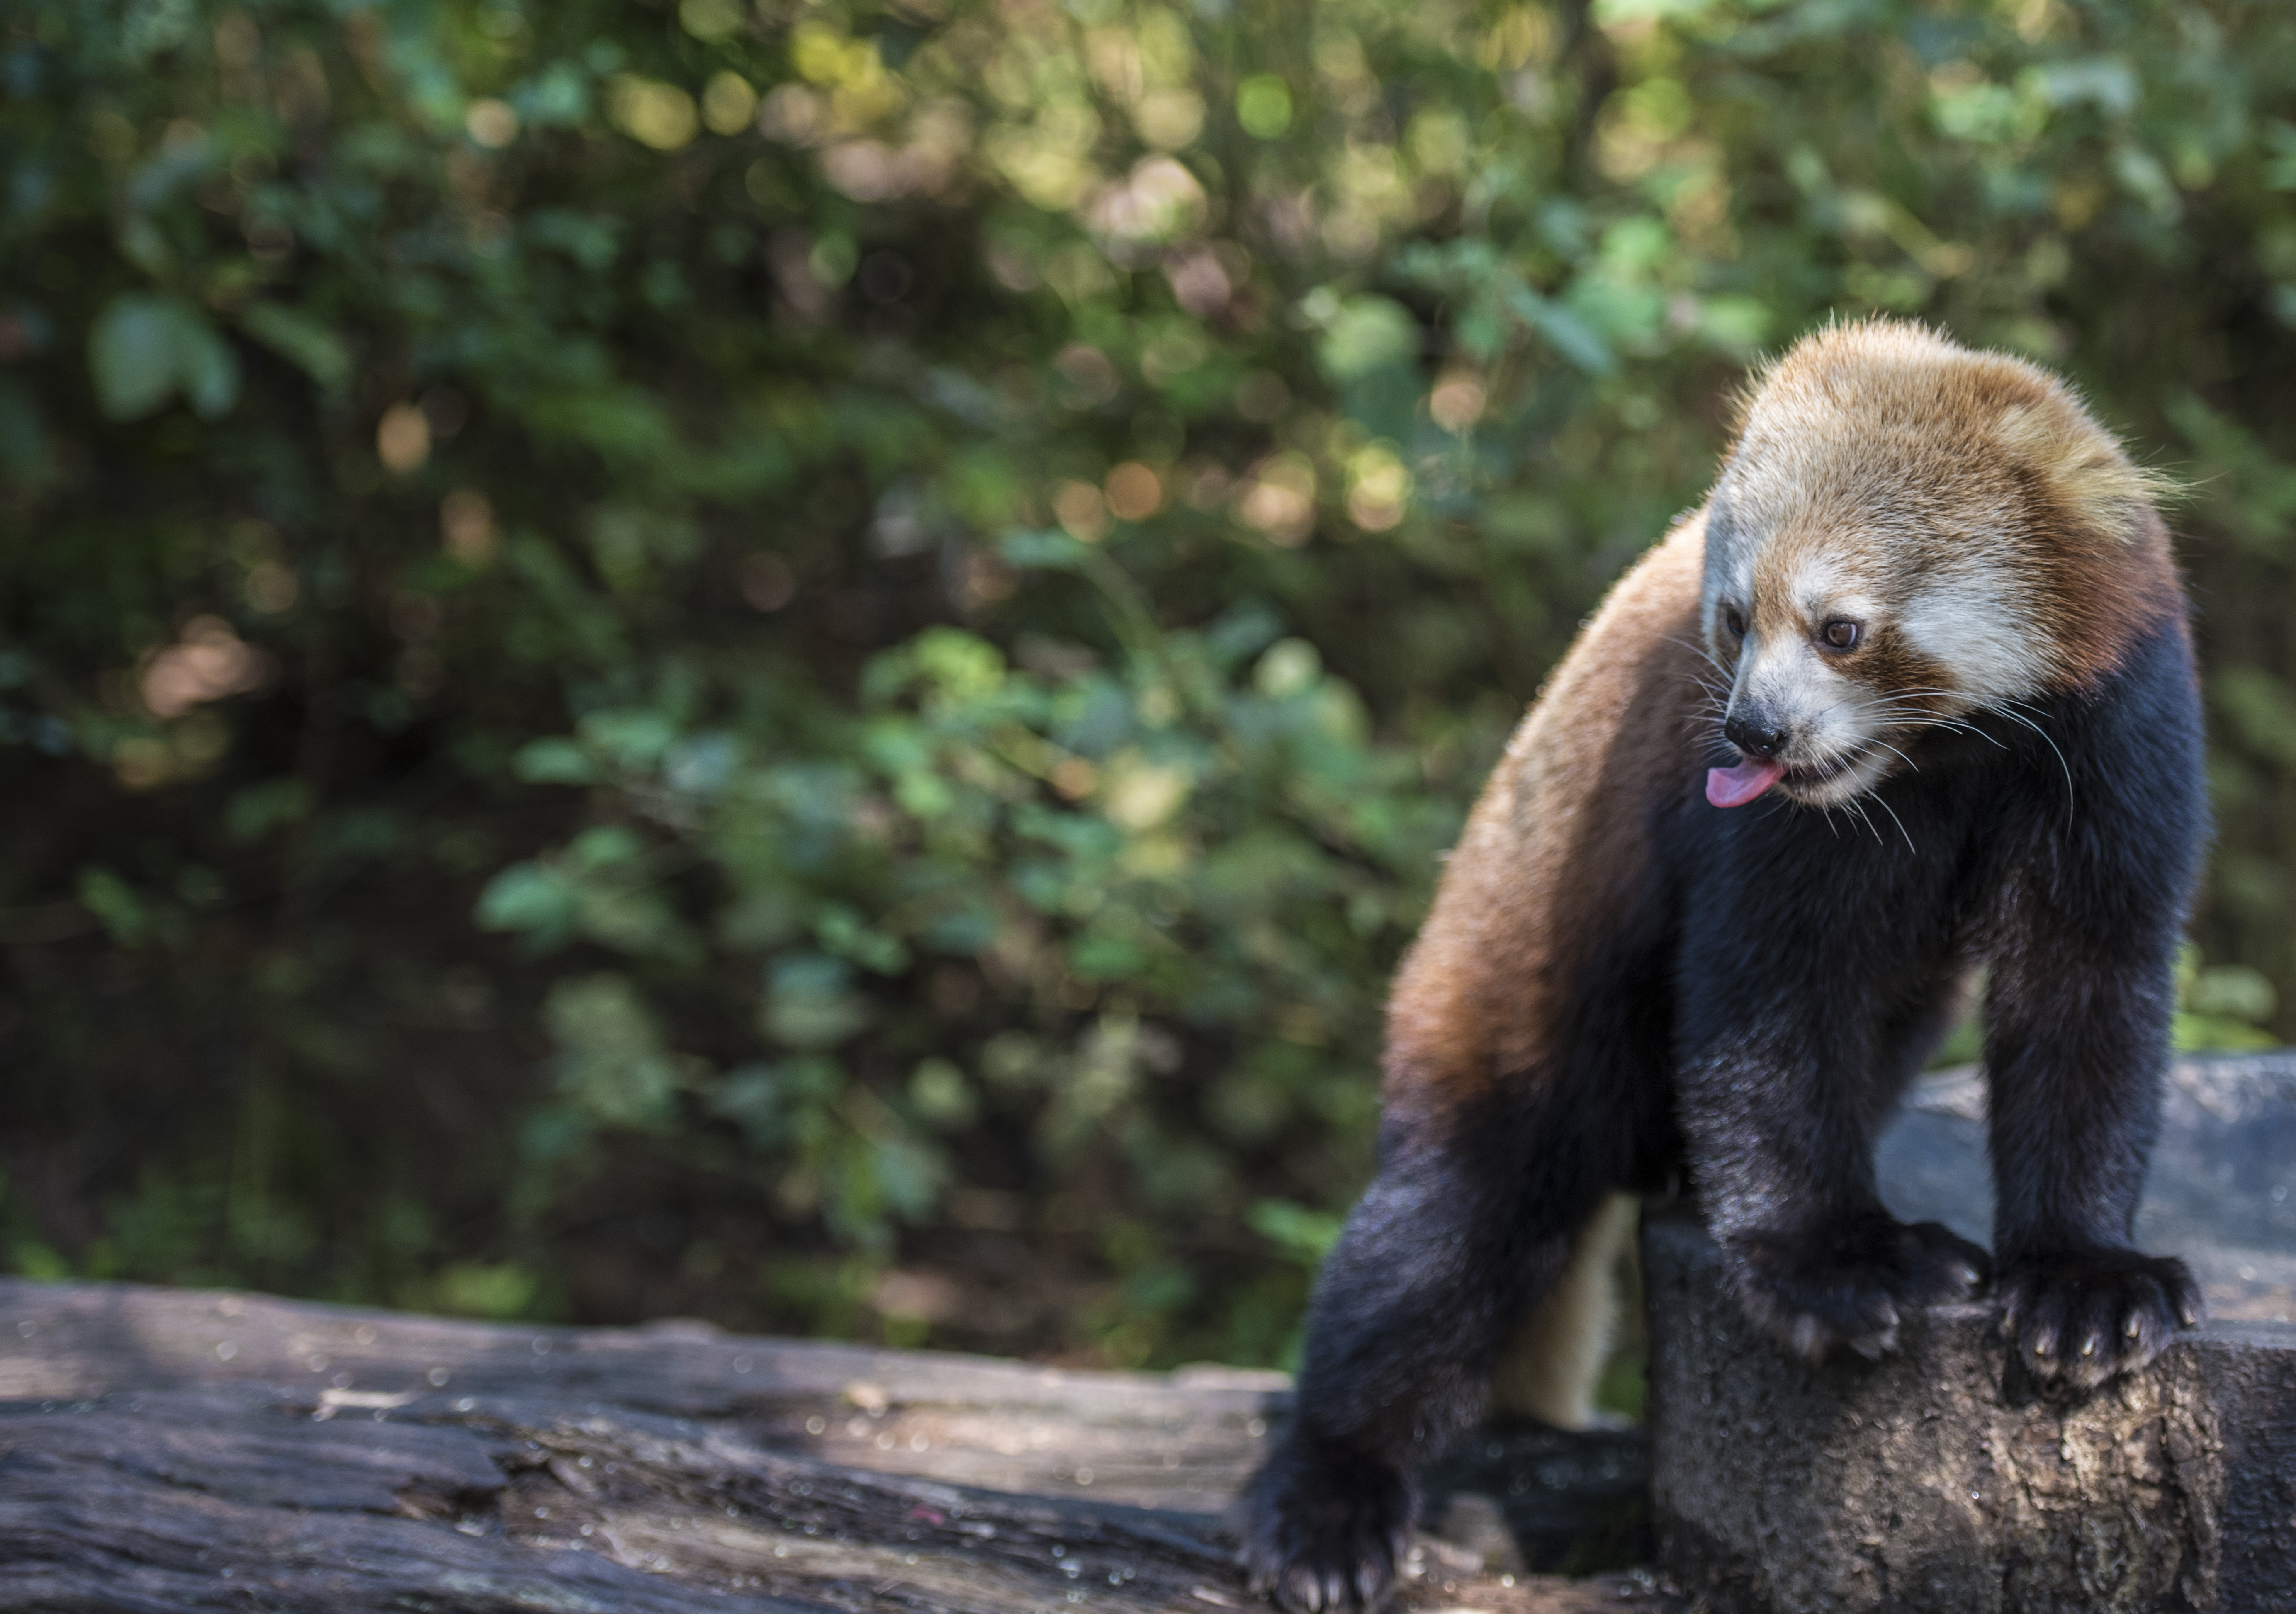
[1725, 712, 1787, 760]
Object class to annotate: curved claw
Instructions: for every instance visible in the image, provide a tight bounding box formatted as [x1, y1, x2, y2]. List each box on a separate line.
[1240, 1437, 1416, 1614]
[1729, 1214, 1991, 1366]
[1997, 1248, 2201, 1392]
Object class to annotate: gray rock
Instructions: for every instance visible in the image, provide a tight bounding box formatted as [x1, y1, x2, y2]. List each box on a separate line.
[1876, 1055, 2296, 1323]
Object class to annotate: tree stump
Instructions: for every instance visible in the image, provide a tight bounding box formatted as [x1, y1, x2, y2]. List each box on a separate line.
[1647, 1053, 2296, 1614]
[0, 1274, 1662, 1612]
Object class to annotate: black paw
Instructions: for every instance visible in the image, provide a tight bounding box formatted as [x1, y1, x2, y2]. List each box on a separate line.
[1998, 1247, 2202, 1392]
[1240, 1434, 1416, 1614]
[1727, 1215, 1991, 1363]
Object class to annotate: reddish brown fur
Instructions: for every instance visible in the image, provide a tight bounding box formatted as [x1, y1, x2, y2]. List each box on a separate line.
[1382, 515, 1709, 1118]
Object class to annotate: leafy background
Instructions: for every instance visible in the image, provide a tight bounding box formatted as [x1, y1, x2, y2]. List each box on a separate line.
[2, 0, 2292, 1378]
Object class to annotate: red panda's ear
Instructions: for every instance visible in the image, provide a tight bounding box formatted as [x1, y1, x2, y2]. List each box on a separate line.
[1994, 400, 2174, 544]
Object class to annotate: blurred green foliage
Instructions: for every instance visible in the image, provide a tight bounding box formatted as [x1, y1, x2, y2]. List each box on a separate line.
[2, 0, 2293, 1368]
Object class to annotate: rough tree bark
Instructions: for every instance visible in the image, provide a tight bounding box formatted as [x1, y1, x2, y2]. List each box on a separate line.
[0, 1276, 1660, 1613]
[1647, 1054, 2296, 1614]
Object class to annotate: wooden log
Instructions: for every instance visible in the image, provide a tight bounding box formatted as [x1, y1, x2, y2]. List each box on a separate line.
[1646, 1054, 2296, 1614]
[21, 1051, 2294, 1611]
[0, 1277, 1667, 1613]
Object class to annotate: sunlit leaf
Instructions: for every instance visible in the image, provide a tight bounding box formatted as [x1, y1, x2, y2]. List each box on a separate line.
[1316, 296, 1418, 382]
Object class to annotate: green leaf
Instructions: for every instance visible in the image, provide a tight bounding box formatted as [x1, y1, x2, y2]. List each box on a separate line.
[236, 303, 351, 394]
[2216, 668, 2296, 768]
[1248, 1199, 1344, 1266]
[1236, 75, 1293, 140]
[224, 778, 314, 843]
[1000, 529, 1090, 570]
[763, 954, 870, 1049]
[512, 738, 597, 785]
[544, 973, 692, 1128]
[76, 865, 151, 948]
[909, 1057, 978, 1128]
[88, 294, 240, 422]
[428, 1261, 541, 1319]
[1505, 284, 1614, 375]
[1316, 296, 1418, 382]
[476, 863, 576, 940]
[88, 295, 183, 422]
[1592, 0, 1721, 22]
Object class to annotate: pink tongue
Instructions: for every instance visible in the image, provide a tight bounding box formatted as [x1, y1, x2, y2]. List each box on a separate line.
[1707, 757, 1787, 809]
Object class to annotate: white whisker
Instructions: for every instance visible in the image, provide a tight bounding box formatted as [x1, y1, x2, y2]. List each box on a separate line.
[1866, 788, 1918, 855]
[1987, 702, 2075, 825]
[1863, 737, 1919, 773]
[1844, 796, 1886, 848]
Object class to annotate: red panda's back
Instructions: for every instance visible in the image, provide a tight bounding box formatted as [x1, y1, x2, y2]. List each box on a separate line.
[1382, 510, 1711, 1119]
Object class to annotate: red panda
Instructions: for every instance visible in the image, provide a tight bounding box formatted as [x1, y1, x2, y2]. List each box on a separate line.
[1242, 320, 2206, 1612]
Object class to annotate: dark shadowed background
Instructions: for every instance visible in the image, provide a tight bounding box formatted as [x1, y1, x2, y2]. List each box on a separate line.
[2, 0, 2292, 1393]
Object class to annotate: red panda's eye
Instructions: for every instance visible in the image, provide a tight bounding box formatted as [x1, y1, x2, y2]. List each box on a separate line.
[1724, 608, 1746, 638]
[1822, 620, 1861, 650]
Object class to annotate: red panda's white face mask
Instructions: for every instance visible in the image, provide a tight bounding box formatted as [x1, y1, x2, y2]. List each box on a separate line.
[1700, 515, 1946, 810]
[1691, 325, 2165, 812]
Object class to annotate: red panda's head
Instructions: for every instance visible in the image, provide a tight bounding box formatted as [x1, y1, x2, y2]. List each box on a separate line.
[1700, 319, 2177, 809]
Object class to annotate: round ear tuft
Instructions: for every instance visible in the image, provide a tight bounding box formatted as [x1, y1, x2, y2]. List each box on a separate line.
[1994, 401, 2174, 544]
